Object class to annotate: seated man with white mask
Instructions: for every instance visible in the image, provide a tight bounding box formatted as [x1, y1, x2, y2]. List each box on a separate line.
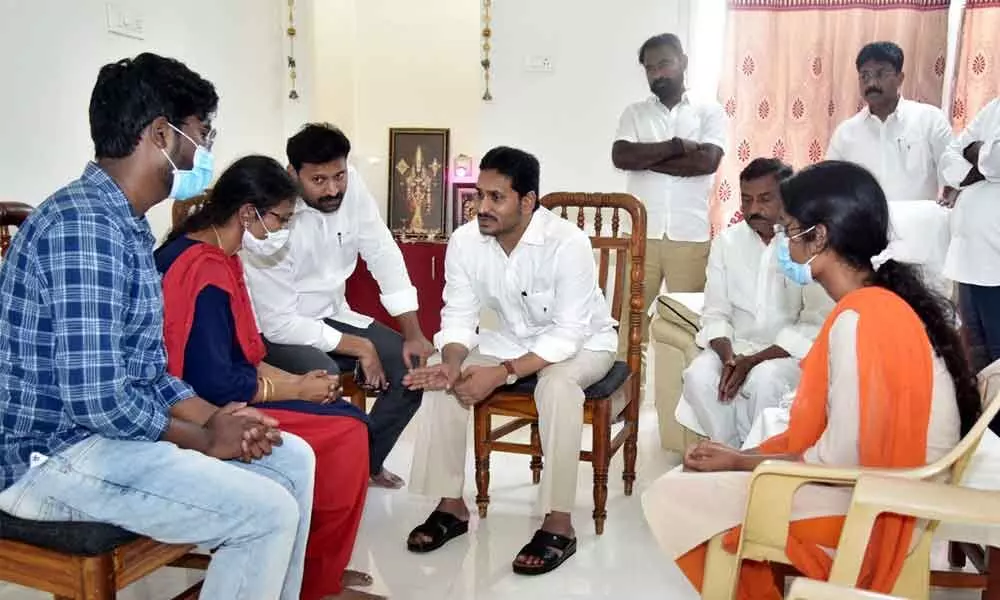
[682, 159, 833, 448]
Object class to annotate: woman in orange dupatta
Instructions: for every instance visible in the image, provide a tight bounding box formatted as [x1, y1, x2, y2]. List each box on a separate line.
[156, 156, 382, 600]
[642, 161, 981, 599]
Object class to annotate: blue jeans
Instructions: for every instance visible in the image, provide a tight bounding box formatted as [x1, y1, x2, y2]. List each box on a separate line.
[958, 283, 1000, 374]
[0, 434, 316, 600]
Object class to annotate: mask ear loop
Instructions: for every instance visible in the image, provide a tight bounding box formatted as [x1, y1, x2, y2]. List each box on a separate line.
[795, 225, 822, 266]
[242, 208, 253, 234]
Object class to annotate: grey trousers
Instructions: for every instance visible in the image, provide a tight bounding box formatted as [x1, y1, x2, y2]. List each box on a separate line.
[263, 319, 423, 476]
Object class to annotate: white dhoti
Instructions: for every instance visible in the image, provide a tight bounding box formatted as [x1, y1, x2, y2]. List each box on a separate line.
[409, 348, 615, 514]
[682, 349, 801, 447]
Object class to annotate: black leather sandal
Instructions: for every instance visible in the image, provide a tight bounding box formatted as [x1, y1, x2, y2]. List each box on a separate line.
[511, 529, 577, 575]
[406, 510, 469, 553]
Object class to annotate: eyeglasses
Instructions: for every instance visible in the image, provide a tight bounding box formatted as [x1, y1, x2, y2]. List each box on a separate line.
[773, 223, 815, 240]
[266, 210, 294, 226]
[202, 128, 218, 150]
[858, 69, 896, 83]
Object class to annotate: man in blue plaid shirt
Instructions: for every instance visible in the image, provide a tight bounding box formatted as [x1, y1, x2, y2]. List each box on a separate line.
[0, 53, 316, 599]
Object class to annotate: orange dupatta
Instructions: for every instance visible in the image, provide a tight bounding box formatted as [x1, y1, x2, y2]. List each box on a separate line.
[710, 286, 934, 597]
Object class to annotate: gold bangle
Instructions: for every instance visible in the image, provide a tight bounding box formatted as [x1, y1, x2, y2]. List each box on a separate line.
[254, 377, 264, 404]
[265, 377, 274, 402]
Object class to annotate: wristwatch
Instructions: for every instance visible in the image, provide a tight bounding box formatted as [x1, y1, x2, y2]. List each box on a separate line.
[501, 360, 518, 385]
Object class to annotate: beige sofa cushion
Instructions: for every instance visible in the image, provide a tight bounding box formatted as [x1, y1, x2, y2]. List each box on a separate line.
[653, 294, 700, 338]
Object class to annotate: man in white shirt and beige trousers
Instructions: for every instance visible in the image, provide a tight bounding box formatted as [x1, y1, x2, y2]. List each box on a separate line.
[612, 33, 728, 343]
[243, 123, 435, 489]
[402, 147, 617, 576]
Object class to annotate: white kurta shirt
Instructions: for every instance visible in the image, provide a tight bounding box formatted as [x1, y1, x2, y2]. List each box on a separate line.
[826, 98, 952, 202]
[615, 94, 727, 242]
[696, 222, 833, 358]
[940, 97, 1000, 286]
[242, 165, 418, 352]
[435, 208, 618, 362]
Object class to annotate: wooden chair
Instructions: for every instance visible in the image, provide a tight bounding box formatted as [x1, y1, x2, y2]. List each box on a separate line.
[943, 543, 1000, 600]
[0, 201, 31, 256]
[169, 196, 369, 411]
[0, 201, 208, 599]
[472, 192, 646, 534]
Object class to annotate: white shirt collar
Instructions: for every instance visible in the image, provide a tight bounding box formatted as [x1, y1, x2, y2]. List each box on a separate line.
[649, 91, 691, 110]
[862, 96, 909, 124]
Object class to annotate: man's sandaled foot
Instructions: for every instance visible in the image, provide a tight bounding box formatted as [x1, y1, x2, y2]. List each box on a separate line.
[321, 588, 386, 600]
[512, 529, 577, 576]
[369, 468, 405, 489]
[342, 569, 374, 588]
[407, 510, 469, 553]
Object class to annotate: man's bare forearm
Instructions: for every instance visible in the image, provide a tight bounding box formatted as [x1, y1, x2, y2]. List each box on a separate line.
[749, 345, 790, 366]
[612, 139, 684, 170]
[170, 396, 219, 427]
[649, 149, 722, 177]
[964, 141, 983, 165]
[508, 353, 552, 378]
[709, 337, 734, 363]
[334, 333, 374, 358]
[442, 343, 470, 371]
[396, 311, 424, 340]
[162, 417, 211, 453]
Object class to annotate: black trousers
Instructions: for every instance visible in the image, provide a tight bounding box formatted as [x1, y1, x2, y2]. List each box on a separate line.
[263, 319, 423, 476]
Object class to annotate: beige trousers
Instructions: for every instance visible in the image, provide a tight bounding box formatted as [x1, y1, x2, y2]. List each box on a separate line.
[409, 348, 616, 514]
[620, 236, 710, 352]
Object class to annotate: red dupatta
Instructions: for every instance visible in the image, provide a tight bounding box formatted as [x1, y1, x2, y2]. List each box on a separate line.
[162, 242, 267, 378]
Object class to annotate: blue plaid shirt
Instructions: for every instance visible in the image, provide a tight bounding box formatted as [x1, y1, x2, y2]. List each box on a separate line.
[0, 163, 194, 490]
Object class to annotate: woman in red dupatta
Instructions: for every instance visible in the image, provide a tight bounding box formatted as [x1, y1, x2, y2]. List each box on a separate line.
[155, 156, 382, 600]
[643, 161, 981, 599]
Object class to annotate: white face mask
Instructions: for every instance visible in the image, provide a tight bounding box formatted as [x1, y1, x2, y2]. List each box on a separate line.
[242, 208, 290, 256]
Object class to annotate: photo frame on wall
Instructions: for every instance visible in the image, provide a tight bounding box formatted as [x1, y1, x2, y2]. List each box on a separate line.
[387, 128, 450, 239]
[451, 182, 479, 233]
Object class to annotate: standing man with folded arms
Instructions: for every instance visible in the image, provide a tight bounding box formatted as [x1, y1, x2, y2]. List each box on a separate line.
[613, 32, 727, 345]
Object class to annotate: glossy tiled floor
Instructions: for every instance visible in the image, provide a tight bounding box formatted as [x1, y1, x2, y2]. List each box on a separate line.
[0, 361, 985, 599]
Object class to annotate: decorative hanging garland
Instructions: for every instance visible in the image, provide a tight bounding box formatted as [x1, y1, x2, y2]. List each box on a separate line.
[287, 0, 299, 100]
[481, 0, 493, 101]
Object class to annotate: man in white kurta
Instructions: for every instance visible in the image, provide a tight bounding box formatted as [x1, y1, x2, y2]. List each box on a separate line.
[683, 159, 833, 448]
[826, 41, 952, 203]
[403, 147, 617, 573]
[940, 97, 1000, 374]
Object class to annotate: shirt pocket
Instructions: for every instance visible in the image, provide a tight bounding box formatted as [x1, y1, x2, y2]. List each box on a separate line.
[522, 290, 555, 326]
[336, 228, 358, 253]
[674, 108, 702, 140]
[901, 136, 931, 173]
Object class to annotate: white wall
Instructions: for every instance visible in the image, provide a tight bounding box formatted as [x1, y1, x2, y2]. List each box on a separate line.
[311, 0, 482, 216]
[0, 0, 295, 238]
[310, 0, 694, 211]
[480, 0, 691, 196]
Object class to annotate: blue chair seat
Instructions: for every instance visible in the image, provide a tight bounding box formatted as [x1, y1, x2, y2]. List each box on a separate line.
[497, 360, 631, 400]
